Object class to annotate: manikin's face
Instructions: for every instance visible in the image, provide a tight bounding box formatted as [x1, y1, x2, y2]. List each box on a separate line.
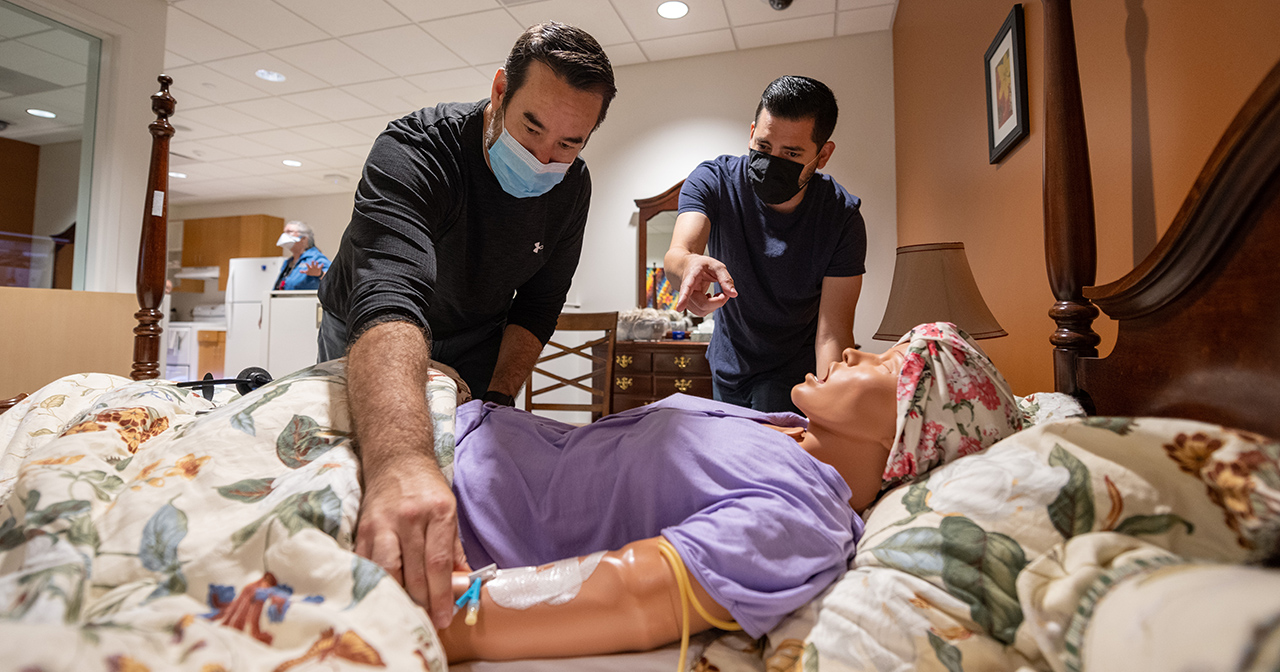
[486, 60, 602, 166]
[792, 343, 908, 444]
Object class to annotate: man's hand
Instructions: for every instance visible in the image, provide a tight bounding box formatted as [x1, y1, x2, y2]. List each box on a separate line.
[347, 320, 468, 630]
[355, 451, 469, 629]
[673, 253, 737, 316]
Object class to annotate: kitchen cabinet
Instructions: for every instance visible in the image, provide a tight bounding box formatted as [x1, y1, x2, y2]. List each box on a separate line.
[177, 214, 283, 292]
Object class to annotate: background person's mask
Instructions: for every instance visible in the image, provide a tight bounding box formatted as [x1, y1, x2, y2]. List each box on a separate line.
[748, 149, 816, 205]
[489, 127, 572, 198]
[276, 233, 301, 248]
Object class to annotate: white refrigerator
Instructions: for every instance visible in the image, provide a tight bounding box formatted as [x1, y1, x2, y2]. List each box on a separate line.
[224, 256, 282, 377]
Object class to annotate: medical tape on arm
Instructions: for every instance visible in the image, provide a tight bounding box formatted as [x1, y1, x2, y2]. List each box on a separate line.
[484, 551, 606, 609]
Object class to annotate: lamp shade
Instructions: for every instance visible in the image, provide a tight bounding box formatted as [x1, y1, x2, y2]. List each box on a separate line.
[873, 242, 1006, 341]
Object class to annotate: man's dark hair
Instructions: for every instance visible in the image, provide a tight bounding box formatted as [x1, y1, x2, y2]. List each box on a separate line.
[754, 75, 839, 147]
[504, 21, 617, 130]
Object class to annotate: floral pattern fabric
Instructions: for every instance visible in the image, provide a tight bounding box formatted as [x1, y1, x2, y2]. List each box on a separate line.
[882, 322, 1024, 491]
[0, 363, 459, 671]
[783, 416, 1274, 672]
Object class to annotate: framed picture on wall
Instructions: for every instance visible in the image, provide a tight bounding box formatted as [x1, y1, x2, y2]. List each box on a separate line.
[985, 4, 1029, 163]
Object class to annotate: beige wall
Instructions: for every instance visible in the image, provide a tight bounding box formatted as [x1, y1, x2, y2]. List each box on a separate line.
[170, 191, 356, 260]
[892, 0, 1280, 395]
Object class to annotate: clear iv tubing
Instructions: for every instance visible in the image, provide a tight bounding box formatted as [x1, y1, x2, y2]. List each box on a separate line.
[656, 537, 741, 672]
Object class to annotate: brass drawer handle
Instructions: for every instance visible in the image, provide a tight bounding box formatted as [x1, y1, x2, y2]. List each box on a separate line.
[673, 378, 692, 392]
[673, 356, 692, 369]
[615, 377, 633, 391]
[616, 355, 633, 368]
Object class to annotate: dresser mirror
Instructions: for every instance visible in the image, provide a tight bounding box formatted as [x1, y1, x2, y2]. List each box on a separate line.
[634, 180, 683, 308]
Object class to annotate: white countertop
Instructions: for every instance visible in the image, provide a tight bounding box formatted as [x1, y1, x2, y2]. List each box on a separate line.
[168, 321, 226, 331]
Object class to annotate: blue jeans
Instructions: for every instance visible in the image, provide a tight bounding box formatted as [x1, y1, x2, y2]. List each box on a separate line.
[318, 310, 504, 396]
[711, 353, 810, 415]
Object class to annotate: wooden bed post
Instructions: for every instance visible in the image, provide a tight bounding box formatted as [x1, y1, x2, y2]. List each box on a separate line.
[1041, 0, 1100, 399]
[132, 75, 176, 381]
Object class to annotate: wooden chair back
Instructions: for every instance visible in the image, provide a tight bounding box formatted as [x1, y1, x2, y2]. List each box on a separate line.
[524, 311, 618, 421]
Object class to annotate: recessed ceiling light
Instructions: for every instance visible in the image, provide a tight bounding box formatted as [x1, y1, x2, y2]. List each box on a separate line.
[323, 173, 349, 184]
[26, 108, 56, 118]
[282, 159, 303, 167]
[657, 1, 688, 19]
[255, 69, 286, 83]
[169, 171, 187, 179]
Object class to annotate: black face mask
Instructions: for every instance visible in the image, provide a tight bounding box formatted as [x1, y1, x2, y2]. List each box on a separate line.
[747, 148, 811, 205]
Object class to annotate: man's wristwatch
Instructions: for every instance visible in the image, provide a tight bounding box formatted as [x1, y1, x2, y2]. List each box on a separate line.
[482, 390, 515, 407]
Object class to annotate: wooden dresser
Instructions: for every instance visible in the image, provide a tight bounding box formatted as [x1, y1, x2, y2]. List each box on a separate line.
[602, 340, 713, 413]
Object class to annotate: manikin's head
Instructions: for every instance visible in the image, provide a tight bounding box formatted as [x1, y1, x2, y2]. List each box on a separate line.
[485, 21, 616, 167]
[792, 322, 1023, 491]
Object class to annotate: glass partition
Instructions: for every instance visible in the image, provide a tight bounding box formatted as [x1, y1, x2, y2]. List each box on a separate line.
[0, 0, 100, 289]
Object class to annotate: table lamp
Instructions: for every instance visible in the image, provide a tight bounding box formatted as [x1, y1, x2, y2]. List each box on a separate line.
[873, 242, 1006, 340]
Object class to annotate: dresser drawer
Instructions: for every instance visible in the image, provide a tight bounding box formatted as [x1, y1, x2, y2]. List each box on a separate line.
[612, 374, 652, 396]
[654, 375, 712, 397]
[653, 350, 710, 374]
[612, 395, 653, 413]
[613, 351, 651, 373]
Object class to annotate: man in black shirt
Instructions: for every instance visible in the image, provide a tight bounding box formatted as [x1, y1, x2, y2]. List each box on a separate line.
[316, 22, 615, 631]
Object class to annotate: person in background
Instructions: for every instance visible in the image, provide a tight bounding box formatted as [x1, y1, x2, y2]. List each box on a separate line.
[275, 220, 330, 291]
[316, 22, 617, 633]
[664, 76, 867, 415]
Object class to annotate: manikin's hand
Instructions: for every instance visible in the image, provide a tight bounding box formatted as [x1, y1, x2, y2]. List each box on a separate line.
[355, 451, 469, 629]
[304, 260, 325, 277]
[673, 254, 737, 316]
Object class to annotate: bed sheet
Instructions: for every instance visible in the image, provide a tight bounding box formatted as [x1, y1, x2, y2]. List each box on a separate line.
[0, 362, 458, 671]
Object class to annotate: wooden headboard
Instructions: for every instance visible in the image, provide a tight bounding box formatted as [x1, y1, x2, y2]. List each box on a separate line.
[1042, 0, 1280, 438]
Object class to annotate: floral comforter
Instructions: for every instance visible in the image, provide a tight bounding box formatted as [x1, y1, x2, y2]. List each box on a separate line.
[0, 362, 457, 671]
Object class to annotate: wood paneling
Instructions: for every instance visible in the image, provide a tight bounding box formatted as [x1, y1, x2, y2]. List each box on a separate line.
[0, 137, 39, 236]
[0, 287, 136, 398]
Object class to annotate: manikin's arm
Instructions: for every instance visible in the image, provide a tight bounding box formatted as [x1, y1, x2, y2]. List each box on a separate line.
[485, 324, 544, 398]
[437, 537, 733, 663]
[665, 212, 737, 316]
[814, 275, 862, 376]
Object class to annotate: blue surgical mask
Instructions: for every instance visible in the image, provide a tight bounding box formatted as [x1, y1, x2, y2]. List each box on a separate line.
[488, 126, 573, 198]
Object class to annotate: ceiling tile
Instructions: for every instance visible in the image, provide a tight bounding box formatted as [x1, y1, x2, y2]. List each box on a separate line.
[180, 103, 277, 134]
[0, 6, 50, 39]
[507, 0, 634, 46]
[605, 41, 646, 67]
[164, 8, 256, 63]
[342, 25, 466, 76]
[270, 40, 396, 87]
[165, 51, 193, 69]
[282, 88, 385, 121]
[241, 128, 330, 153]
[610, 0, 729, 41]
[342, 78, 427, 115]
[205, 52, 330, 95]
[170, 139, 241, 162]
[291, 121, 377, 148]
[166, 64, 275, 104]
[173, 89, 219, 111]
[404, 67, 490, 93]
[174, 0, 329, 50]
[341, 115, 395, 139]
[226, 97, 329, 127]
[838, 0, 893, 9]
[383, 0, 501, 23]
[289, 146, 366, 169]
[17, 29, 93, 65]
[734, 13, 833, 50]
[724, 0, 835, 26]
[201, 134, 281, 158]
[209, 157, 282, 176]
[276, 0, 409, 37]
[168, 118, 227, 141]
[421, 10, 526, 66]
[0, 41, 85, 87]
[836, 4, 894, 36]
[639, 29, 735, 62]
[168, 161, 248, 180]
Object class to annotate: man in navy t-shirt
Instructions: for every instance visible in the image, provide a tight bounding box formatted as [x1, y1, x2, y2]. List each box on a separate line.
[665, 76, 867, 413]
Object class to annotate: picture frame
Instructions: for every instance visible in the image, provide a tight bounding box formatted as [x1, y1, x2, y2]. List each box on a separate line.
[985, 4, 1029, 164]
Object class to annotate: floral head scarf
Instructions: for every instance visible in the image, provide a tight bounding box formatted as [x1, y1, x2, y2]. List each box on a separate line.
[881, 322, 1023, 491]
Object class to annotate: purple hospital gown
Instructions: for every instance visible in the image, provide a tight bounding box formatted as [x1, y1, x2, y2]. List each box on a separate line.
[452, 394, 864, 637]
